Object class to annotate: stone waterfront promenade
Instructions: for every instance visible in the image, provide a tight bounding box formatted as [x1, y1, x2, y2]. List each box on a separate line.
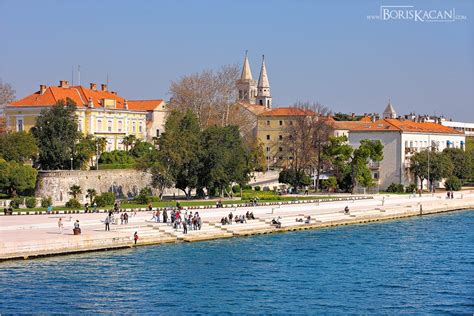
[1, 192, 474, 260]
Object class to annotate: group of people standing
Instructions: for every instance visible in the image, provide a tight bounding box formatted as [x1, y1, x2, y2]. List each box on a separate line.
[151, 208, 202, 234]
[104, 210, 130, 231]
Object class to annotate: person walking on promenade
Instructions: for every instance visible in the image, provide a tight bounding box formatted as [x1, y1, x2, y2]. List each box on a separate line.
[183, 220, 188, 234]
[133, 232, 139, 245]
[124, 212, 129, 224]
[105, 215, 110, 231]
[163, 209, 168, 224]
[58, 218, 63, 234]
[120, 213, 125, 225]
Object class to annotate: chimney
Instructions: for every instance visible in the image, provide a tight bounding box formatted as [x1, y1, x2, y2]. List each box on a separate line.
[111, 91, 117, 95]
[59, 80, 69, 88]
[124, 100, 128, 109]
[88, 97, 94, 108]
[371, 116, 376, 123]
[352, 113, 356, 118]
[40, 84, 47, 95]
[90, 83, 97, 91]
[101, 84, 107, 92]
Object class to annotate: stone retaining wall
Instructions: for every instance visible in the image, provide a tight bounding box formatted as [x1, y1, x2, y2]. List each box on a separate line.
[35, 169, 154, 206]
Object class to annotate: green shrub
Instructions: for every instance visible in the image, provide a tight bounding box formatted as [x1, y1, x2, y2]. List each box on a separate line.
[405, 184, 417, 193]
[445, 176, 462, 191]
[41, 196, 52, 208]
[10, 197, 23, 209]
[254, 186, 261, 191]
[262, 186, 270, 191]
[94, 192, 115, 207]
[321, 176, 338, 192]
[242, 184, 252, 190]
[25, 197, 37, 208]
[65, 198, 81, 208]
[134, 187, 153, 204]
[386, 183, 405, 193]
[99, 150, 135, 164]
[231, 185, 241, 193]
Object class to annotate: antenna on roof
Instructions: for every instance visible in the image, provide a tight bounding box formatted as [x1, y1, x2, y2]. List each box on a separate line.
[78, 65, 81, 86]
[71, 66, 74, 86]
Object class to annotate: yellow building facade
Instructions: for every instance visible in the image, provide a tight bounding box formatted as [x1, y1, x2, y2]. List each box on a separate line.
[257, 108, 312, 169]
[5, 81, 153, 151]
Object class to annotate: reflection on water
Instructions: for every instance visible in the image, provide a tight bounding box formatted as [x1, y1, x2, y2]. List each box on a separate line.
[1, 211, 473, 314]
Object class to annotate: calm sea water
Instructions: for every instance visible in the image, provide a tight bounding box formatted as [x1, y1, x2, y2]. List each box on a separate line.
[1, 211, 473, 314]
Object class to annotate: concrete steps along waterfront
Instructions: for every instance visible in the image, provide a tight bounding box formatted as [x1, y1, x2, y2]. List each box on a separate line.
[1, 193, 473, 261]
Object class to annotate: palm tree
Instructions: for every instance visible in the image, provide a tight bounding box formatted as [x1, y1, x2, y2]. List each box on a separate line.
[122, 135, 137, 152]
[69, 185, 82, 199]
[86, 188, 97, 204]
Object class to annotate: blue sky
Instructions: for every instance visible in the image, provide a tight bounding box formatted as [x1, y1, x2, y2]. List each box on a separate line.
[1, 0, 473, 121]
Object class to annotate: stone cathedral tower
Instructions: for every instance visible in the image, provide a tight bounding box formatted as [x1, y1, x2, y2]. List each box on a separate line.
[236, 51, 257, 104]
[236, 52, 271, 109]
[255, 55, 272, 109]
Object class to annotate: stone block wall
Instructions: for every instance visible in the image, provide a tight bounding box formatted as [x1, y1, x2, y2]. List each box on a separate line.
[35, 169, 154, 206]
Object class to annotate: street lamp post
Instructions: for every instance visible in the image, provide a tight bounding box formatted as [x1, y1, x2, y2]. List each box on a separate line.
[70, 157, 73, 171]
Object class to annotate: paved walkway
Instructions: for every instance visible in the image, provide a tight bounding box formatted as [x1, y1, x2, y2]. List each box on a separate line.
[1, 192, 473, 260]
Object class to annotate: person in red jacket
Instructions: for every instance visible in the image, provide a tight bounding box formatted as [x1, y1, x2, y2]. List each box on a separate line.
[133, 232, 139, 245]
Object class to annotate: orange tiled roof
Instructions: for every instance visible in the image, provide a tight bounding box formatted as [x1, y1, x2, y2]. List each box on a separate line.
[332, 118, 462, 135]
[9, 84, 153, 111]
[127, 100, 165, 111]
[259, 107, 315, 117]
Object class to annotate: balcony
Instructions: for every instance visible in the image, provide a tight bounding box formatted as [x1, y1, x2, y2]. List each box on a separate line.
[368, 161, 380, 169]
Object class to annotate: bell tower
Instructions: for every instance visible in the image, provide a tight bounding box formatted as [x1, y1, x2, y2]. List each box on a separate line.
[256, 55, 272, 109]
[236, 51, 257, 104]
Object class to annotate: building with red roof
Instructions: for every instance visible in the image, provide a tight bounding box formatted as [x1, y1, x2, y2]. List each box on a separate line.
[5, 80, 168, 150]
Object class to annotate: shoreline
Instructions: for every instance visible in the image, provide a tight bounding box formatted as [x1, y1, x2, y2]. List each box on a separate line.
[1, 193, 473, 262]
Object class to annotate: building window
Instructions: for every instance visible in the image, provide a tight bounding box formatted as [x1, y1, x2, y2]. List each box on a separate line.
[17, 119, 23, 132]
[266, 135, 270, 140]
[266, 156, 270, 161]
[373, 172, 379, 179]
[132, 121, 136, 133]
[279, 147, 283, 152]
[279, 120, 283, 126]
[139, 122, 143, 133]
[97, 119, 102, 132]
[266, 147, 270, 152]
[279, 135, 283, 140]
[118, 120, 123, 132]
[266, 120, 270, 126]
[279, 156, 283, 160]
[107, 120, 112, 132]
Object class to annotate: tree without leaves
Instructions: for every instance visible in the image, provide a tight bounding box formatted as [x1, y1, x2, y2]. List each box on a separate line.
[0, 79, 15, 108]
[169, 64, 240, 130]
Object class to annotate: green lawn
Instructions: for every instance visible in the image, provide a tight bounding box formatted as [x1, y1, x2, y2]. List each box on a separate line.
[8, 194, 349, 213]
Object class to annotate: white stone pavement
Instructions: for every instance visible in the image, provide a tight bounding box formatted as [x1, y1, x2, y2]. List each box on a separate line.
[1, 192, 473, 260]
